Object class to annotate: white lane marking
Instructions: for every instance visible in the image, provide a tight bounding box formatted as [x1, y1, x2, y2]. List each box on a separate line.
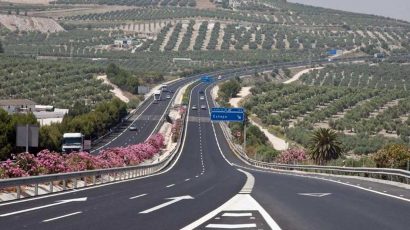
[196, 175, 199, 178]
[236, 169, 255, 194]
[139, 195, 194, 214]
[206, 223, 256, 229]
[42, 211, 82, 223]
[166, 184, 175, 188]
[222, 212, 252, 217]
[129, 193, 147, 200]
[185, 178, 191, 181]
[298, 193, 331, 197]
[0, 197, 87, 217]
[181, 194, 281, 230]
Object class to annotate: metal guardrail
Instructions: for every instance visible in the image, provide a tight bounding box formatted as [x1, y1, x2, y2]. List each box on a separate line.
[0, 103, 188, 201]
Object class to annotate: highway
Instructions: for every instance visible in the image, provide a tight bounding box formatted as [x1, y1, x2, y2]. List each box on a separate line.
[1, 58, 410, 229]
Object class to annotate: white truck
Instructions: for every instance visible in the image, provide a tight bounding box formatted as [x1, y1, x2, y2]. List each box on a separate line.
[62, 133, 84, 153]
[160, 84, 168, 92]
[153, 90, 162, 102]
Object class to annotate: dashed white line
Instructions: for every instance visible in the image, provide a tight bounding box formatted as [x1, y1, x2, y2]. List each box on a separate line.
[129, 193, 147, 200]
[42, 211, 82, 223]
[166, 184, 175, 188]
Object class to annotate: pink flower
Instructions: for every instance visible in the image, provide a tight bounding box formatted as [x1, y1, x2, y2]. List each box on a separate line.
[0, 160, 28, 178]
[276, 148, 307, 164]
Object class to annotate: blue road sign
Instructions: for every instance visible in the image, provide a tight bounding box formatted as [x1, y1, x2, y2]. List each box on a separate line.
[211, 107, 244, 122]
[211, 111, 244, 122]
[201, 75, 214, 83]
[327, 49, 337, 55]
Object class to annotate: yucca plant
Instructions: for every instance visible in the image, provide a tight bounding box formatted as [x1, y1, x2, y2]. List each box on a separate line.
[309, 128, 342, 165]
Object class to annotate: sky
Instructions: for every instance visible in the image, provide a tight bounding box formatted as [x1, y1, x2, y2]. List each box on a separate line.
[288, 0, 410, 22]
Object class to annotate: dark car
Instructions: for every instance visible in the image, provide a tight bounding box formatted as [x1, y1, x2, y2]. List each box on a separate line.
[199, 90, 204, 94]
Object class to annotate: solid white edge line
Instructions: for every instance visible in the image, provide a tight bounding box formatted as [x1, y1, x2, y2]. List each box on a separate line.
[0, 81, 201, 207]
[42, 211, 82, 223]
[205, 223, 256, 228]
[129, 193, 147, 200]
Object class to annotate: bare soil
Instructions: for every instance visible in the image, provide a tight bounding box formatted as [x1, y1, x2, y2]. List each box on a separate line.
[196, 0, 216, 9]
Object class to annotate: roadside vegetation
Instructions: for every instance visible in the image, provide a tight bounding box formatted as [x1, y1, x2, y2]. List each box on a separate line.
[0, 133, 165, 179]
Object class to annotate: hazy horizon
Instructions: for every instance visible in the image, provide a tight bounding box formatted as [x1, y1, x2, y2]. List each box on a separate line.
[288, 0, 410, 22]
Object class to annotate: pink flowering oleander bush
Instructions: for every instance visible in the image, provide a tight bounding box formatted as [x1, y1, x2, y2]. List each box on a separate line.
[14, 152, 45, 176]
[0, 160, 28, 178]
[276, 148, 308, 164]
[146, 133, 165, 150]
[0, 133, 165, 178]
[65, 152, 102, 172]
[36, 150, 68, 174]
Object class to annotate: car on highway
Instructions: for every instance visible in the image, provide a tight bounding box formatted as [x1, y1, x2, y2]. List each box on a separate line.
[199, 90, 204, 94]
[201, 105, 206, 110]
[218, 75, 222, 80]
[166, 94, 171, 99]
[192, 105, 197, 110]
[129, 126, 138, 131]
[200, 96, 205, 100]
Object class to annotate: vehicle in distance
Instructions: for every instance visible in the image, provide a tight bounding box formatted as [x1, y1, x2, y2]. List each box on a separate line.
[218, 75, 222, 80]
[199, 90, 204, 94]
[201, 105, 206, 110]
[166, 94, 171, 99]
[153, 90, 161, 102]
[161, 84, 168, 92]
[129, 126, 138, 131]
[192, 105, 197, 110]
[200, 95, 205, 100]
[62, 133, 84, 153]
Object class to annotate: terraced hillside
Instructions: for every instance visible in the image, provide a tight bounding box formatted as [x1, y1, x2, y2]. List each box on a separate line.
[1, 0, 408, 75]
